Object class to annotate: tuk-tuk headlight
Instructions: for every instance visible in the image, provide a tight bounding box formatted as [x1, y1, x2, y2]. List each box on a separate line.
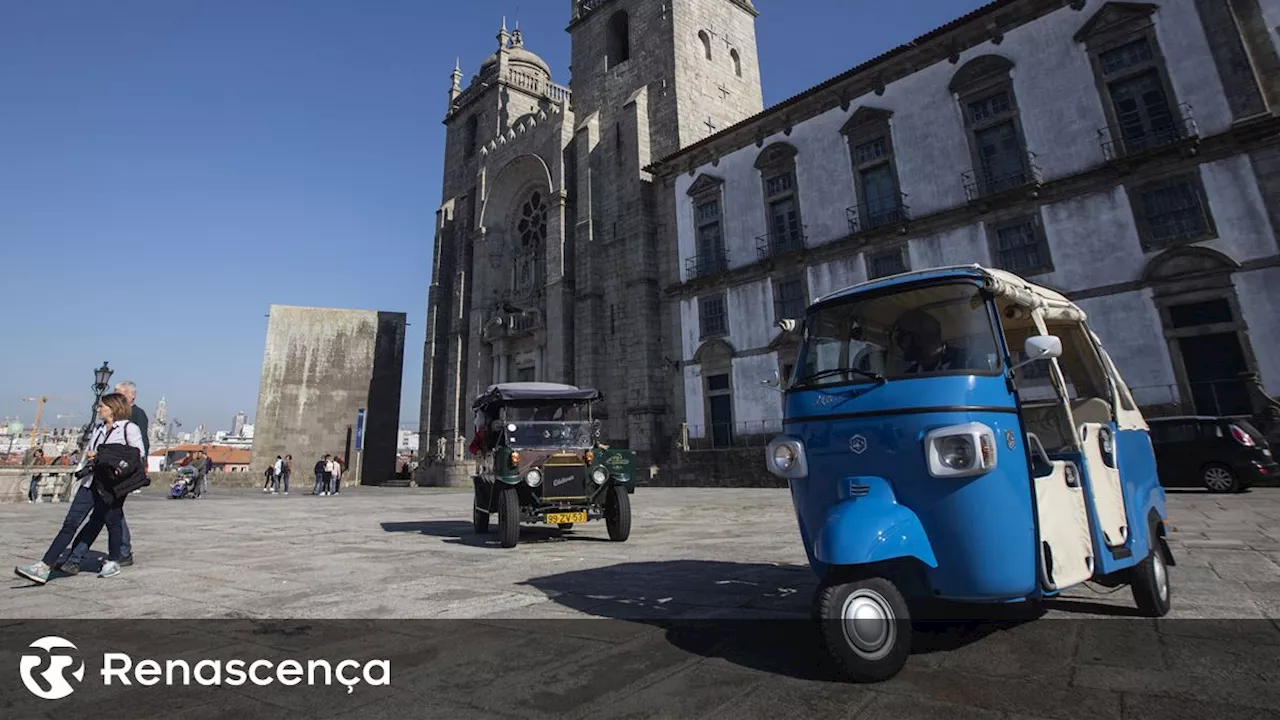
[925, 423, 997, 478]
[525, 469, 543, 487]
[591, 467, 608, 485]
[766, 437, 808, 479]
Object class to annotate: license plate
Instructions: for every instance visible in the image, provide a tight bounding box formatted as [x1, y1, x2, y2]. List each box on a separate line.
[546, 512, 587, 524]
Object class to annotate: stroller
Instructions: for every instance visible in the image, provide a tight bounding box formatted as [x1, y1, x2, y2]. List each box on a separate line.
[170, 467, 199, 499]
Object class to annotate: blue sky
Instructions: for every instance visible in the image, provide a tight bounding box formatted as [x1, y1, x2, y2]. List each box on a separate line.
[0, 0, 988, 434]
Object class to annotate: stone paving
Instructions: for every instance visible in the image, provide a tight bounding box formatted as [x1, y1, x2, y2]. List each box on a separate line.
[2, 486, 1280, 718]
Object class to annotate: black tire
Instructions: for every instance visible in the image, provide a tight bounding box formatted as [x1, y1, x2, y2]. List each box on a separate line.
[497, 486, 520, 549]
[1200, 463, 1240, 493]
[1130, 547, 1172, 617]
[816, 577, 912, 683]
[557, 523, 574, 530]
[606, 487, 631, 542]
[473, 508, 490, 534]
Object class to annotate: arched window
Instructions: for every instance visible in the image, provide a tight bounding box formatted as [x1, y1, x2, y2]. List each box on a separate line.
[730, 48, 742, 76]
[463, 115, 478, 158]
[699, 30, 712, 60]
[513, 189, 548, 295]
[949, 55, 1032, 198]
[607, 11, 630, 69]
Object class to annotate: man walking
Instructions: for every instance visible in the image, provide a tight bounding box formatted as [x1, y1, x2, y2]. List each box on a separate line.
[57, 380, 147, 574]
[313, 454, 328, 495]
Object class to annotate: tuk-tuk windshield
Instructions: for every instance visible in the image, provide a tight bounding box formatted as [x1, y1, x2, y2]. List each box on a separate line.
[794, 281, 1003, 388]
[500, 403, 596, 449]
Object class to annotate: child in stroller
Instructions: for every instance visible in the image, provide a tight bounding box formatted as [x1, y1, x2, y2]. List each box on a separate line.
[170, 466, 199, 499]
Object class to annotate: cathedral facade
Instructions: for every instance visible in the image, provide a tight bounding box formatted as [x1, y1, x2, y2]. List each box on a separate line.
[417, 0, 765, 486]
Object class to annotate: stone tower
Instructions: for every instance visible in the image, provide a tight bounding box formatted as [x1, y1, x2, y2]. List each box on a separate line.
[566, 0, 764, 463]
[417, 2, 763, 486]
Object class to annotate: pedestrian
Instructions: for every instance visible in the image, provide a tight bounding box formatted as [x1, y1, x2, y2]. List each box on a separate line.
[203, 452, 213, 494]
[332, 455, 343, 494]
[322, 455, 336, 496]
[14, 392, 145, 584]
[313, 454, 328, 495]
[281, 454, 292, 495]
[27, 449, 45, 503]
[262, 464, 274, 492]
[271, 455, 284, 494]
[59, 381, 147, 573]
[174, 450, 208, 498]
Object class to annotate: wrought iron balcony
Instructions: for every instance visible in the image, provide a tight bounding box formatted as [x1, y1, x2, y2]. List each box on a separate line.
[685, 250, 729, 282]
[756, 227, 807, 261]
[1099, 103, 1199, 161]
[962, 151, 1043, 201]
[847, 196, 911, 235]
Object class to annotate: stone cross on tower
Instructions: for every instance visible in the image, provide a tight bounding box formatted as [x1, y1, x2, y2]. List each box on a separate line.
[703, 117, 718, 135]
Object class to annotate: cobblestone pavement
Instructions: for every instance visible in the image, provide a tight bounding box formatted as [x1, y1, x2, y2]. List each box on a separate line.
[3, 486, 1280, 718]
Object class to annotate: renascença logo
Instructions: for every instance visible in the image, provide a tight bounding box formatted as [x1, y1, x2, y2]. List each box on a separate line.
[18, 635, 391, 700]
[20, 636, 86, 700]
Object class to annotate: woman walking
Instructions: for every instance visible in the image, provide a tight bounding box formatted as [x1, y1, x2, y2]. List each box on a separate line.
[14, 393, 145, 584]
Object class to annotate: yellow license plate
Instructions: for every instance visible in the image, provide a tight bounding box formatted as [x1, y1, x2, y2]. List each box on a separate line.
[546, 512, 587, 524]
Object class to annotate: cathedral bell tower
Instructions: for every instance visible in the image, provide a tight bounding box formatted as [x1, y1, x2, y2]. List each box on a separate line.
[565, 0, 763, 466]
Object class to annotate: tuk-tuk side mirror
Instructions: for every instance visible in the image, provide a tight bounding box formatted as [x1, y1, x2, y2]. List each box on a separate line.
[762, 370, 785, 394]
[1011, 335, 1063, 372]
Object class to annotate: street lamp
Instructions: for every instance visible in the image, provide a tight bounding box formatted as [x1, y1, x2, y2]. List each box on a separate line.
[93, 362, 114, 396]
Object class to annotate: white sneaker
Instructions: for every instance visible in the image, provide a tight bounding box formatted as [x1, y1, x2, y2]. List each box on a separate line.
[99, 561, 121, 578]
[283, 492, 289, 495]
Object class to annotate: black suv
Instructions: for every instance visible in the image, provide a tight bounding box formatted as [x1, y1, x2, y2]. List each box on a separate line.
[1148, 416, 1276, 493]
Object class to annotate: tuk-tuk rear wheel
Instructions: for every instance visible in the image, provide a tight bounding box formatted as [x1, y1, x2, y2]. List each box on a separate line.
[1130, 548, 1171, 617]
[606, 487, 631, 542]
[817, 577, 912, 683]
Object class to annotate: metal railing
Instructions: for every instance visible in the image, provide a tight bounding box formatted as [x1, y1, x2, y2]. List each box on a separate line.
[847, 196, 911, 235]
[756, 226, 807, 262]
[962, 151, 1043, 201]
[685, 250, 729, 281]
[677, 420, 784, 452]
[1099, 103, 1198, 161]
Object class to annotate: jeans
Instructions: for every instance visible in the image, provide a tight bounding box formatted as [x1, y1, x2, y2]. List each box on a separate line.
[65, 487, 131, 565]
[68, 491, 128, 563]
[313, 472, 324, 494]
[274, 472, 290, 493]
[43, 485, 94, 565]
[28, 475, 41, 502]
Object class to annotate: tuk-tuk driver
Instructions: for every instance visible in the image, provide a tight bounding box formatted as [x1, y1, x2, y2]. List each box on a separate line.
[895, 308, 963, 374]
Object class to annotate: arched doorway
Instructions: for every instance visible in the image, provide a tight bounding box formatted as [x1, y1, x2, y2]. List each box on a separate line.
[1144, 247, 1259, 416]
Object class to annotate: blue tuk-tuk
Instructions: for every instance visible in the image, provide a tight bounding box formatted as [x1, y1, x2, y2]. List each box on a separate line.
[765, 264, 1174, 682]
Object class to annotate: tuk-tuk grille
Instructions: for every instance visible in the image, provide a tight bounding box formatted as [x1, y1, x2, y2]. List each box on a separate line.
[849, 483, 870, 498]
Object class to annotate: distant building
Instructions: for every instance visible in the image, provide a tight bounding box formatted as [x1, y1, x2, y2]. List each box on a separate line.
[397, 428, 419, 454]
[251, 305, 407, 486]
[152, 397, 168, 446]
[231, 410, 247, 437]
[240, 423, 254, 439]
[151, 444, 253, 473]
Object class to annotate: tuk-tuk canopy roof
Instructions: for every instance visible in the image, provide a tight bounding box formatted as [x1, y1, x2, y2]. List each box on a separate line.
[471, 382, 602, 411]
[812, 265, 1084, 323]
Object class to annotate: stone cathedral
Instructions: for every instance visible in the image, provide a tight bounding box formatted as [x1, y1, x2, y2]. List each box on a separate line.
[417, 0, 764, 486]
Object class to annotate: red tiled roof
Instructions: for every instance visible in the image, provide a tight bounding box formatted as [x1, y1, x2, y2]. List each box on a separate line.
[159, 444, 252, 466]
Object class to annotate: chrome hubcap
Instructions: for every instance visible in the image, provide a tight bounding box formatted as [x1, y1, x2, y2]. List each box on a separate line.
[1204, 467, 1232, 491]
[1153, 551, 1168, 602]
[840, 589, 896, 660]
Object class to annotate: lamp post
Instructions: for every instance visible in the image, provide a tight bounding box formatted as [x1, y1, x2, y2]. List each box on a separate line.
[75, 361, 113, 453]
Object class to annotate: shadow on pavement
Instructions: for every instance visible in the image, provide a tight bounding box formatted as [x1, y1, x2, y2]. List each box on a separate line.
[521, 560, 1144, 683]
[379, 520, 611, 548]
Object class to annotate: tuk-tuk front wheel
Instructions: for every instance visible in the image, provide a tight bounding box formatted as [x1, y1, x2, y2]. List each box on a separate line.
[496, 486, 520, 549]
[817, 577, 912, 683]
[1130, 548, 1171, 617]
[472, 509, 490, 534]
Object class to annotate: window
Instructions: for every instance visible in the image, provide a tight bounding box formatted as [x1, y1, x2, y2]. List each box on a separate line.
[775, 275, 806, 321]
[513, 189, 548, 294]
[1130, 174, 1214, 250]
[698, 294, 727, 338]
[705, 373, 733, 447]
[607, 11, 630, 69]
[949, 56, 1033, 199]
[1168, 298, 1232, 328]
[755, 143, 804, 259]
[686, 174, 727, 280]
[867, 247, 908, 279]
[699, 30, 712, 60]
[464, 115, 478, 158]
[989, 215, 1053, 275]
[841, 107, 906, 233]
[730, 48, 742, 77]
[1076, 4, 1186, 159]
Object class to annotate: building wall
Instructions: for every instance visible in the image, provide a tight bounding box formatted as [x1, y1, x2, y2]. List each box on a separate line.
[659, 0, 1280, 438]
[252, 305, 405, 486]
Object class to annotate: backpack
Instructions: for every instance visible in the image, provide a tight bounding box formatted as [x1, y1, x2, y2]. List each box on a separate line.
[92, 422, 148, 501]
